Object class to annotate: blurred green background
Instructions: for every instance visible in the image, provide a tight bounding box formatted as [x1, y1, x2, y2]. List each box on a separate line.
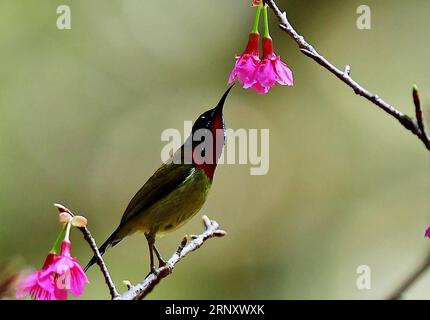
[1, 0, 430, 299]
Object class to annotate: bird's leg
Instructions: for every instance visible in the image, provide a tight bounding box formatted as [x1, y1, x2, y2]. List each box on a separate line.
[153, 244, 166, 267]
[145, 234, 156, 275]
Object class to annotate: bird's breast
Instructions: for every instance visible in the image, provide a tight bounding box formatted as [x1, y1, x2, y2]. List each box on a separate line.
[131, 168, 212, 237]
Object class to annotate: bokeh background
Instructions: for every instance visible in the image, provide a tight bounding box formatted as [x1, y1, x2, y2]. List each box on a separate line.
[1, 0, 430, 299]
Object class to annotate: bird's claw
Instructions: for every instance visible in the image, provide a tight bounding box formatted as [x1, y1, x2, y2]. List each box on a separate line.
[158, 258, 166, 268]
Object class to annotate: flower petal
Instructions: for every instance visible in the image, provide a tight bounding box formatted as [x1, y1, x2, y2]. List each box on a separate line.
[256, 58, 276, 90]
[228, 57, 241, 84]
[54, 287, 68, 300]
[229, 54, 259, 88]
[69, 265, 89, 296]
[16, 254, 59, 300]
[251, 82, 269, 94]
[274, 57, 294, 86]
[15, 272, 38, 298]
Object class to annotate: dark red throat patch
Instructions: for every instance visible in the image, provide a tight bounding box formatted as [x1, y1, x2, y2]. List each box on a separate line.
[193, 112, 225, 180]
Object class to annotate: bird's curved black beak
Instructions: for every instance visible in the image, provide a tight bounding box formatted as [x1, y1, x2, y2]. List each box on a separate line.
[191, 84, 234, 135]
[214, 84, 235, 113]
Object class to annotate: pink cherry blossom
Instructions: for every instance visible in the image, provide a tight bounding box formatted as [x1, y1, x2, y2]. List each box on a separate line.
[228, 33, 260, 89]
[425, 225, 430, 238]
[53, 241, 89, 297]
[16, 253, 67, 300]
[253, 37, 293, 94]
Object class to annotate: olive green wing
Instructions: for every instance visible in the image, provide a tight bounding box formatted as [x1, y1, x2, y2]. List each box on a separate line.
[120, 163, 195, 225]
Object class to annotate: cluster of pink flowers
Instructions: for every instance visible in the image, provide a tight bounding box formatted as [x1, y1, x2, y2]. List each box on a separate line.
[228, 2, 293, 94]
[16, 241, 88, 300]
[16, 208, 88, 300]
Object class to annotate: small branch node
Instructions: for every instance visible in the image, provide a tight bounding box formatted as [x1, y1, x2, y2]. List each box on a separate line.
[280, 11, 287, 20]
[299, 48, 314, 57]
[214, 230, 227, 237]
[413, 85, 430, 145]
[344, 65, 351, 76]
[202, 215, 212, 229]
[122, 280, 133, 290]
[176, 235, 189, 254]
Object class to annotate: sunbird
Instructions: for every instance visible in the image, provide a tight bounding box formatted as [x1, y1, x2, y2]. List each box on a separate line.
[85, 85, 233, 273]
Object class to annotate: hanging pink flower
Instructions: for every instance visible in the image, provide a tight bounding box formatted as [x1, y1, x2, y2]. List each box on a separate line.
[229, 3, 294, 94]
[16, 253, 67, 300]
[16, 210, 89, 300]
[253, 37, 293, 94]
[228, 33, 261, 89]
[53, 240, 89, 297]
[425, 225, 430, 238]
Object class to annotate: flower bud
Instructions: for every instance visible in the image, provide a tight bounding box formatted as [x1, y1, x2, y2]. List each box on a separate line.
[71, 216, 88, 228]
[59, 212, 72, 224]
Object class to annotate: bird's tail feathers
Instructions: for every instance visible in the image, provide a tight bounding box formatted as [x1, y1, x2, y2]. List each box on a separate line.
[84, 231, 121, 272]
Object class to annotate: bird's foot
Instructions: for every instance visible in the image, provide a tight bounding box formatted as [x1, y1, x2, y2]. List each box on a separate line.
[153, 245, 166, 268]
[157, 258, 166, 268]
[145, 267, 157, 279]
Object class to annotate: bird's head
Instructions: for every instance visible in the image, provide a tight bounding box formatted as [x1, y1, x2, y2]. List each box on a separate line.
[190, 85, 234, 179]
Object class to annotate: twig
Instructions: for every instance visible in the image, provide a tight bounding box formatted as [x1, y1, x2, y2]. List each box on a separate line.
[413, 85, 430, 147]
[117, 215, 226, 300]
[387, 250, 430, 300]
[54, 203, 120, 299]
[265, 0, 430, 299]
[265, 0, 430, 151]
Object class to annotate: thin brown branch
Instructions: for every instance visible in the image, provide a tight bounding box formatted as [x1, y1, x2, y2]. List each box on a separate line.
[265, 0, 430, 151]
[413, 85, 430, 147]
[265, 0, 430, 300]
[117, 215, 226, 300]
[54, 203, 120, 299]
[387, 250, 430, 300]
